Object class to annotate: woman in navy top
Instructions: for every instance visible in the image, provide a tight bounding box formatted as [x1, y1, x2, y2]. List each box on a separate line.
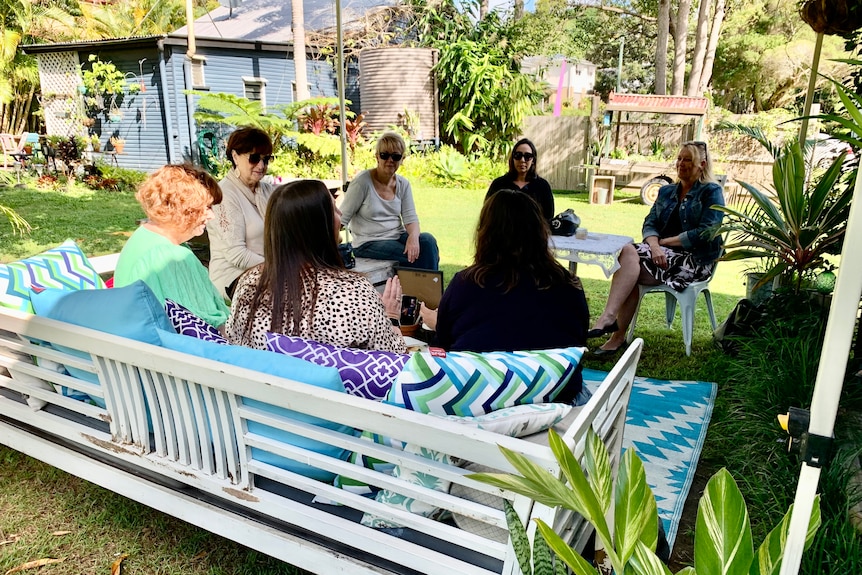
[420, 190, 588, 401]
[486, 138, 554, 221]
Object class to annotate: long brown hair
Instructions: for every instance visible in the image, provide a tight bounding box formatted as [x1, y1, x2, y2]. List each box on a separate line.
[242, 180, 344, 339]
[463, 189, 575, 292]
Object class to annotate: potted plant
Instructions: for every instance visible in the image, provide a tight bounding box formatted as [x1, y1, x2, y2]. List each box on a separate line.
[714, 126, 853, 295]
[109, 136, 125, 154]
[90, 134, 101, 153]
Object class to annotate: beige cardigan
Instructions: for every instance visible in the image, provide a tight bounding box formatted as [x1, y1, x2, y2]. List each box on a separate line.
[207, 170, 274, 298]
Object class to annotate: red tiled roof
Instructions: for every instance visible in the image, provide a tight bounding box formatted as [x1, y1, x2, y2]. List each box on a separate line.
[606, 92, 709, 115]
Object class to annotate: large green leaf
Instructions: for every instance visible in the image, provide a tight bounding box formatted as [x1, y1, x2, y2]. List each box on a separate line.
[548, 429, 615, 556]
[503, 499, 532, 575]
[750, 495, 821, 575]
[629, 541, 674, 575]
[535, 519, 598, 575]
[694, 468, 754, 575]
[585, 425, 613, 513]
[614, 449, 658, 565]
[533, 527, 556, 575]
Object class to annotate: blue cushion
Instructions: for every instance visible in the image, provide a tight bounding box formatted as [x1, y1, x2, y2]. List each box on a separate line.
[156, 329, 353, 482]
[30, 281, 174, 407]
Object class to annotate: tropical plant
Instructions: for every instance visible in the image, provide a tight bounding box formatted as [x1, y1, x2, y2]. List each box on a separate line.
[435, 39, 544, 157]
[470, 427, 822, 575]
[298, 102, 341, 135]
[715, 125, 853, 293]
[813, 65, 862, 150]
[431, 146, 469, 183]
[344, 112, 367, 152]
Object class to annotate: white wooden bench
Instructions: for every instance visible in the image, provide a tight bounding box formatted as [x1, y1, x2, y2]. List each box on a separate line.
[0, 303, 642, 575]
[354, 257, 397, 290]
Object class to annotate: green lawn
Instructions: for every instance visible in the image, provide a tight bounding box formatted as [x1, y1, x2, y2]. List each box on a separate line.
[1, 178, 829, 574]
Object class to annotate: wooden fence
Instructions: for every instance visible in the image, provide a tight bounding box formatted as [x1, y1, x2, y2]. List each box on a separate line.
[522, 114, 775, 194]
[523, 115, 591, 192]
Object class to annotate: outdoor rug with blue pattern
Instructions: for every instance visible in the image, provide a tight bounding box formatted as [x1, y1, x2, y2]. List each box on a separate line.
[583, 368, 717, 550]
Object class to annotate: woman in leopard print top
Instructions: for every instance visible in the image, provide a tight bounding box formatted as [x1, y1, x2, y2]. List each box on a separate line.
[226, 180, 405, 354]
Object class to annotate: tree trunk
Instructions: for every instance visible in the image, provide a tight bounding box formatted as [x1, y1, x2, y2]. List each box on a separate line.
[292, 0, 309, 101]
[697, 0, 726, 95]
[480, 0, 488, 19]
[655, 0, 670, 95]
[514, 0, 524, 20]
[671, 0, 692, 95]
[687, 0, 711, 96]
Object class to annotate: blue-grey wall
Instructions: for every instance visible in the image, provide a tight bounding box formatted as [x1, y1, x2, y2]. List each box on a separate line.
[79, 46, 170, 172]
[75, 41, 338, 173]
[164, 44, 337, 167]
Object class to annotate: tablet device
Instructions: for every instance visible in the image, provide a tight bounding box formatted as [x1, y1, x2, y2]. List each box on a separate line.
[396, 268, 444, 310]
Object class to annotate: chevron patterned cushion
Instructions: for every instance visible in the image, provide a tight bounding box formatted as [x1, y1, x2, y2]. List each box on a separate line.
[265, 333, 409, 401]
[165, 300, 228, 345]
[386, 346, 586, 416]
[0, 240, 105, 313]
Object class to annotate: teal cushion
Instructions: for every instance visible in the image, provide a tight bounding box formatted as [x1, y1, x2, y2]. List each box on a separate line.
[386, 347, 586, 416]
[0, 240, 105, 313]
[30, 280, 174, 407]
[156, 329, 353, 482]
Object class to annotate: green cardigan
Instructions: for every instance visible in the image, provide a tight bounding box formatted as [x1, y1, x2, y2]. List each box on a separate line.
[114, 226, 229, 327]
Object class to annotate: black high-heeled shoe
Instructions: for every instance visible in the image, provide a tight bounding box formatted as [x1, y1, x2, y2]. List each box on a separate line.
[592, 343, 626, 357]
[586, 320, 619, 339]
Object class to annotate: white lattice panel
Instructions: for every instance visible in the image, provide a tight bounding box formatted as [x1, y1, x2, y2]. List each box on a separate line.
[37, 52, 84, 136]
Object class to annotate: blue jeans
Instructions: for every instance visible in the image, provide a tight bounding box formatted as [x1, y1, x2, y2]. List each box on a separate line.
[354, 232, 440, 270]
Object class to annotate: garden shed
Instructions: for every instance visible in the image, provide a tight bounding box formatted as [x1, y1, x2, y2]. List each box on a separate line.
[23, 0, 395, 172]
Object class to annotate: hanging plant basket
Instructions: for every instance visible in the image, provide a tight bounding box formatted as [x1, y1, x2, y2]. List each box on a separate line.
[108, 111, 123, 123]
[800, 0, 862, 35]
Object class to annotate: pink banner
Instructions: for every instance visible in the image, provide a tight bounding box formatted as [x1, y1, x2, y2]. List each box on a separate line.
[553, 59, 567, 117]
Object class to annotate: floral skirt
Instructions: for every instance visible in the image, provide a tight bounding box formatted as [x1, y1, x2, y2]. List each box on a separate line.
[634, 242, 716, 291]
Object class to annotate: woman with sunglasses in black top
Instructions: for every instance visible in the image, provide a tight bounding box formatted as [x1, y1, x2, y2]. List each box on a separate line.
[208, 127, 276, 299]
[486, 138, 554, 221]
[340, 132, 440, 270]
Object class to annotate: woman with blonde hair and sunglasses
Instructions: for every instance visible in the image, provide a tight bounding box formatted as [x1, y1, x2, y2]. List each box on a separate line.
[207, 127, 276, 299]
[114, 164, 229, 329]
[339, 132, 439, 270]
[587, 141, 725, 356]
[486, 138, 554, 220]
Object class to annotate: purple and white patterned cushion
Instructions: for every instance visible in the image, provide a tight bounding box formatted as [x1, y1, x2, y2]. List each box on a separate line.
[164, 299, 228, 345]
[265, 333, 409, 401]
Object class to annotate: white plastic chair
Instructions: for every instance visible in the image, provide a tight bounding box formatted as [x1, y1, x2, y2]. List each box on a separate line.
[625, 274, 718, 356]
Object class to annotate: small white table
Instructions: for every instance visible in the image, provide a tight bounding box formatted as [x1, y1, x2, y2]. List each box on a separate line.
[551, 232, 634, 277]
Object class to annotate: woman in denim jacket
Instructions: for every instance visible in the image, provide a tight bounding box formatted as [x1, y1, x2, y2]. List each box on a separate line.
[589, 141, 725, 356]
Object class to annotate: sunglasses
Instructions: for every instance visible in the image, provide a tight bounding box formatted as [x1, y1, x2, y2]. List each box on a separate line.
[513, 151, 535, 161]
[379, 152, 403, 161]
[684, 141, 708, 158]
[247, 153, 274, 165]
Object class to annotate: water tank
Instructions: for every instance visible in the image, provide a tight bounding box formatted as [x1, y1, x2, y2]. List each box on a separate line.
[359, 47, 439, 143]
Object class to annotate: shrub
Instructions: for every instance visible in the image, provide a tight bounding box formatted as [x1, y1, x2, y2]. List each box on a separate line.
[92, 164, 146, 192]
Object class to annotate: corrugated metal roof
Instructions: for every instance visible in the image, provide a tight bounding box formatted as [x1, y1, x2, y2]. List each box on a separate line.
[174, 0, 397, 43]
[606, 92, 708, 115]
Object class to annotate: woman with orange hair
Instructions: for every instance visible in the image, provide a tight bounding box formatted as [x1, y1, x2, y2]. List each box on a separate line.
[114, 164, 229, 329]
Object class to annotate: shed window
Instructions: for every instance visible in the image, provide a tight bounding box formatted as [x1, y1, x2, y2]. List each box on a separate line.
[191, 57, 206, 88]
[243, 77, 267, 105]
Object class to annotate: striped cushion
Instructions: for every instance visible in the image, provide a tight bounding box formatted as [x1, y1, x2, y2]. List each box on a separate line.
[0, 240, 105, 313]
[385, 347, 585, 416]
